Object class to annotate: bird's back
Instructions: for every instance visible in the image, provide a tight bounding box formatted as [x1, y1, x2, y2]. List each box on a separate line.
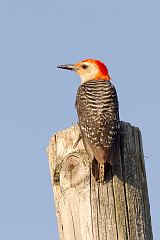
[76, 79, 120, 166]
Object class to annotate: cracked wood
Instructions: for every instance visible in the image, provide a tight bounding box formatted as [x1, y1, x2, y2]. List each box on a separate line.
[47, 122, 153, 240]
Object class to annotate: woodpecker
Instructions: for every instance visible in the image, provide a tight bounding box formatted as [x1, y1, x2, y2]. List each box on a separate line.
[57, 59, 120, 182]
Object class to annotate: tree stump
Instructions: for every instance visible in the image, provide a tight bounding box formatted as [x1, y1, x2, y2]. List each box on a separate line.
[47, 122, 153, 240]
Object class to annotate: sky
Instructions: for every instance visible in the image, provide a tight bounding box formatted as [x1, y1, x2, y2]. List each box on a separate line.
[0, 0, 159, 239]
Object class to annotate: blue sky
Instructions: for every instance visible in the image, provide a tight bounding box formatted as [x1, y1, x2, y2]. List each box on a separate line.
[0, 0, 159, 239]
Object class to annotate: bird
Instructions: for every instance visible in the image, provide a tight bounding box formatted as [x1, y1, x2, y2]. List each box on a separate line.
[57, 59, 120, 182]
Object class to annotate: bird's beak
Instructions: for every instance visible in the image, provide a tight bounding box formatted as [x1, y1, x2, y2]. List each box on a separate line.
[57, 64, 76, 71]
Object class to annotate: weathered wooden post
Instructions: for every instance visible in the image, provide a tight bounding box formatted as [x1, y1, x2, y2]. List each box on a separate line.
[47, 122, 153, 240]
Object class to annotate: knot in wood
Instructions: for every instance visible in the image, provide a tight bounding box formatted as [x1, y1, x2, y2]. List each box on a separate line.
[60, 151, 89, 190]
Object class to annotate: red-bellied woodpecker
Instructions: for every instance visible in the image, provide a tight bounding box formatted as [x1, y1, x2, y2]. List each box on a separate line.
[57, 59, 120, 182]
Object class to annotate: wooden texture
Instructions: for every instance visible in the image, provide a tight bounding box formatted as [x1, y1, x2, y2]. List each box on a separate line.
[47, 122, 153, 240]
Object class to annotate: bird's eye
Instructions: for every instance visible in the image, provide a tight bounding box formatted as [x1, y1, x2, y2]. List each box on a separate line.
[81, 64, 88, 69]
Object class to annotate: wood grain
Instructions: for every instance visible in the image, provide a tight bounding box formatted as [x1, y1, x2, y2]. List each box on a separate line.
[47, 122, 153, 240]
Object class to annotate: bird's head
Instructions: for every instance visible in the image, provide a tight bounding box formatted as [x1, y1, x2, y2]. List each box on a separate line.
[57, 59, 111, 83]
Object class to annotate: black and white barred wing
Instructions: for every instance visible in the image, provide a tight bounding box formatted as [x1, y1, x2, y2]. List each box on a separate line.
[76, 80, 120, 166]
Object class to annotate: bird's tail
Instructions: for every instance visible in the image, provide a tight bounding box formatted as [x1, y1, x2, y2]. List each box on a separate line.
[92, 159, 104, 182]
[99, 163, 105, 182]
[91, 148, 106, 182]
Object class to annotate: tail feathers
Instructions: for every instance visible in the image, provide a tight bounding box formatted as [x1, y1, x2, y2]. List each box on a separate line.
[92, 159, 104, 182]
[92, 148, 105, 182]
[99, 163, 105, 182]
